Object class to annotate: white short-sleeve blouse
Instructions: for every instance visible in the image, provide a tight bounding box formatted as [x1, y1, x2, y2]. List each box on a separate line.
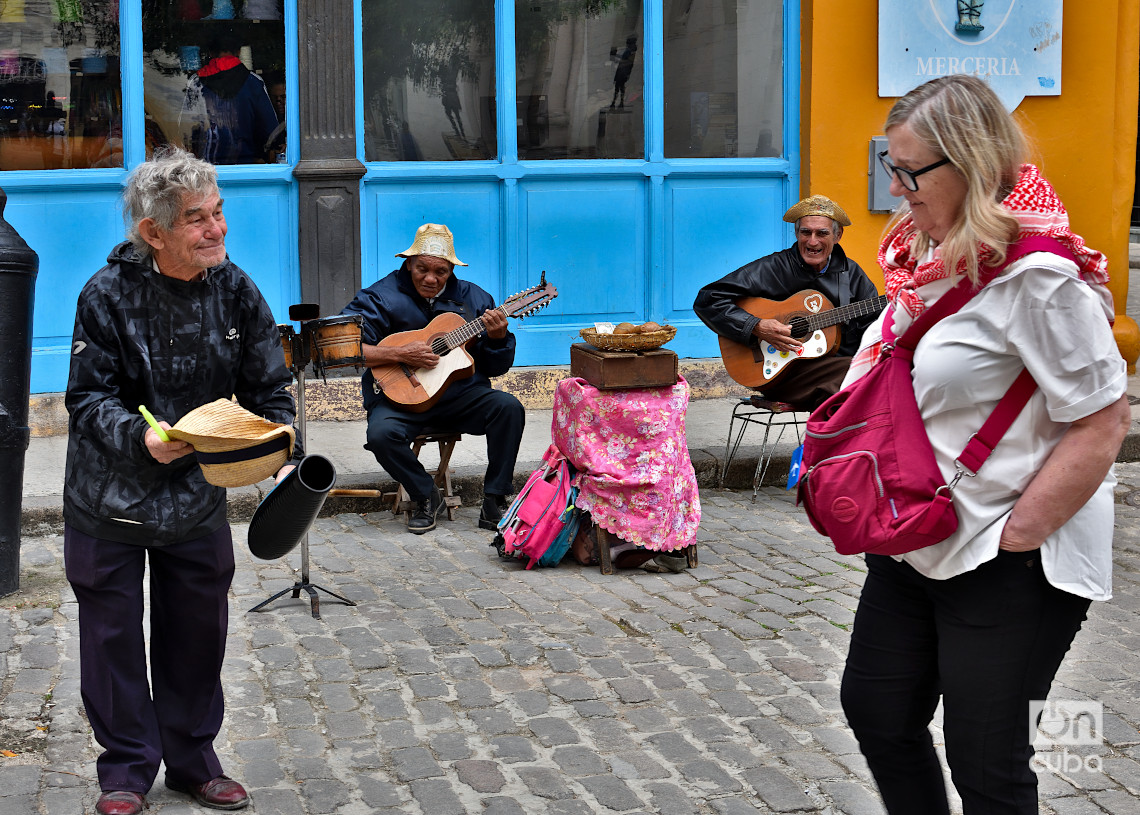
[856, 252, 1126, 600]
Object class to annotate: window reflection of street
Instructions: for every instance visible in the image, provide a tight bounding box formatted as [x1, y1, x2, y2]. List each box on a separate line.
[516, 0, 644, 161]
[0, 3, 123, 170]
[663, 0, 784, 159]
[362, 0, 497, 162]
[142, 1, 287, 164]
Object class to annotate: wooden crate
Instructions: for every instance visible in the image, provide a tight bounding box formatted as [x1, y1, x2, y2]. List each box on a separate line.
[569, 343, 678, 390]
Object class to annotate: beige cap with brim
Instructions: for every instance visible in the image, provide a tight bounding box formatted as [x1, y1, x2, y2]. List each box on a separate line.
[395, 223, 468, 266]
[167, 398, 295, 488]
[782, 195, 852, 227]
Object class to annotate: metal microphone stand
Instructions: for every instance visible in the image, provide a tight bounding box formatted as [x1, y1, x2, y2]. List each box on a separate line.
[249, 305, 356, 619]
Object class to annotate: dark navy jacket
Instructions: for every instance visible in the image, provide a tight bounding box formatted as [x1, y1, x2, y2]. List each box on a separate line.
[189, 59, 278, 164]
[693, 243, 880, 357]
[341, 263, 517, 411]
[64, 242, 298, 545]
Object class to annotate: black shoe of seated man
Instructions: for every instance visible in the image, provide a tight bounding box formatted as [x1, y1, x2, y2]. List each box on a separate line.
[408, 487, 444, 534]
[478, 494, 510, 531]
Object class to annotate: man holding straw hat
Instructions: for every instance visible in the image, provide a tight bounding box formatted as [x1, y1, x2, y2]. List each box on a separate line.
[63, 147, 299, 815]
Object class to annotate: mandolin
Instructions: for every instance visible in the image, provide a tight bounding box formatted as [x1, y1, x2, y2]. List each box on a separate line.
[719, 289, 888, 388]
[370, 273, 558, 412]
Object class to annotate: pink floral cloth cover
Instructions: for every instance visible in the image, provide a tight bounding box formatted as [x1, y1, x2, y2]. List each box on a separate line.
[551, 376, 701, 552]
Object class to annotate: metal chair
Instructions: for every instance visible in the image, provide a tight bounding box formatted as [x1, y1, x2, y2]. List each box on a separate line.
[720, 394, 809, 499]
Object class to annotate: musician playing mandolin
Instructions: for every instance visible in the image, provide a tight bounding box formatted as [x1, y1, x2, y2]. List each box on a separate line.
[341, 223, 525, 534]
[693, 195, 881, 410]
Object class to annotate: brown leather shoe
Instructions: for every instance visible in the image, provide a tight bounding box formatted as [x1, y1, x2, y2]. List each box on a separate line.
[95, 790, 147, 815]
[165, 775, 249, 810]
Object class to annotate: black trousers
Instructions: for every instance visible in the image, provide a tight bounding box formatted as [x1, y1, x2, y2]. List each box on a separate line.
[841, 552, 1090, 815]
[365, 385, 525, 502]
[761, 354, 852, 411]
[64, 524, 233, 794]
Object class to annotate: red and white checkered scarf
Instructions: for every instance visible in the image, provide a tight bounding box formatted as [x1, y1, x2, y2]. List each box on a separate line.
[847, 164, 1110, 381]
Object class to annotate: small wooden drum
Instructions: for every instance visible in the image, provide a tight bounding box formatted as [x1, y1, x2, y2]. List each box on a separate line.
[278, 324, 297, 373]
[310, 314, 364, 372]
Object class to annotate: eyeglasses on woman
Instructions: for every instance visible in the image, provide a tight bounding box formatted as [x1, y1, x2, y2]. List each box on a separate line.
[878, 151, 952, 192]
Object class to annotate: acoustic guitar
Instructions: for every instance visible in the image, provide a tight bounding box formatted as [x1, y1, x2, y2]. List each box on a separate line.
[719, 290, 888, 389]
[370, 273, 558, 412]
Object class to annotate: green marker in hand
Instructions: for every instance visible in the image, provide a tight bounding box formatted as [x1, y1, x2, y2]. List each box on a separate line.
[139, 405, 171, 442]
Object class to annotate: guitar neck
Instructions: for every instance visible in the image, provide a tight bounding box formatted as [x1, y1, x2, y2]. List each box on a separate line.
[431, 305, 508, 354]
[806, 294, 889, 332]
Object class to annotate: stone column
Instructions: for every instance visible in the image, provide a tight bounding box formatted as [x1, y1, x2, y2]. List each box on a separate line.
[295, 0, 366, 315]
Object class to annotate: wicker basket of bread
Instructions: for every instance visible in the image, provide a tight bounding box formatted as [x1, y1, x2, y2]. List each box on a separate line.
[579, 321, 677, 352]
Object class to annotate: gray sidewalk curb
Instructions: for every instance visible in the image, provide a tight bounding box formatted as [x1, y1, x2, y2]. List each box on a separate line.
[17, 445, 738, 535]
[19, 428, 1140, 536]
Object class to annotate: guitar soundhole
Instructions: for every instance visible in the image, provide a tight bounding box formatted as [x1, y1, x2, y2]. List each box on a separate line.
[788, 316, 811, 340]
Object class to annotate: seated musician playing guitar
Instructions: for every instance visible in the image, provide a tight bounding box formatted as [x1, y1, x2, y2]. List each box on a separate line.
[341, 223, 525, 534]
[693, 195, 881, 410]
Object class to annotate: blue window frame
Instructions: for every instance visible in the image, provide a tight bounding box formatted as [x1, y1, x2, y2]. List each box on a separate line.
[7, 1, 800, 392]
[2, 1, 301, 394]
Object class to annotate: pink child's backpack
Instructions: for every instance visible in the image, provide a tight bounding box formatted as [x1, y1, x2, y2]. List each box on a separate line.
[491, 444, 579, 569]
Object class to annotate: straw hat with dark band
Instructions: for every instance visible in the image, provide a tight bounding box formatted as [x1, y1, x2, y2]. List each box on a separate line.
[166, 399, 295, 488]
[782, 195, 852, 227]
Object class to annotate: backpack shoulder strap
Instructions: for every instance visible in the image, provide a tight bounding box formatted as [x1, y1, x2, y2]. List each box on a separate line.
[896, 236, 1078, 479]
[896, 236, 1077, 352]
[1002, 235, 1078, 268]
[955, 368, 1038, 475]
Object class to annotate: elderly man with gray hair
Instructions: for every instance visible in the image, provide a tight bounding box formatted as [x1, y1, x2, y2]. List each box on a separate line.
[64, 146, 298, 814]
[694, 195, 881, 410]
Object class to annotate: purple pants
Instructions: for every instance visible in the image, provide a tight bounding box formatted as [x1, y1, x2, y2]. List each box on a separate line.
[64, 524, 234, 794]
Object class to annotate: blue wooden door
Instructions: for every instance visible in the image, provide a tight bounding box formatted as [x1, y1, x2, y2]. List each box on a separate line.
[360, 0, 799, 367]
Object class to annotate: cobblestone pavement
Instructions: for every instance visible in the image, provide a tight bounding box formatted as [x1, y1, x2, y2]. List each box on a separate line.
[4, 468, 1140, 815]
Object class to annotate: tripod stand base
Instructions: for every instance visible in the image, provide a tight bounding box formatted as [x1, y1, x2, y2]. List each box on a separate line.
[248, 580, 357, 619]
[252, 330, 357, 621]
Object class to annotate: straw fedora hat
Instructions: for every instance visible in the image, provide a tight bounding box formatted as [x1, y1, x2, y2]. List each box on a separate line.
[167, 399, 295, 488]
[782, 195, 852, 227]
[395, 223, 468, 266]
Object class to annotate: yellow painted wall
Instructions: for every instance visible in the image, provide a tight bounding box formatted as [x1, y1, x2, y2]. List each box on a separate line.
[802, 1, 1140, 366]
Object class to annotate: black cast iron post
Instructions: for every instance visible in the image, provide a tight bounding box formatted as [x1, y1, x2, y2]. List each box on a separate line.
[0, 187, 38, 597]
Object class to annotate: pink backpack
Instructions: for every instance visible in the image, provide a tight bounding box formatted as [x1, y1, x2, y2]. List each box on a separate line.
[493, 445, 578, 569]
[797, 237, 1074, 556]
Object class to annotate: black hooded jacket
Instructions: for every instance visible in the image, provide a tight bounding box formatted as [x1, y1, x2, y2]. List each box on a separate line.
[63, 242, 298, 545]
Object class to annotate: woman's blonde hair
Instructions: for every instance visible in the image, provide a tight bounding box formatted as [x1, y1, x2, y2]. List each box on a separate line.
[884, 75, 1025, 283]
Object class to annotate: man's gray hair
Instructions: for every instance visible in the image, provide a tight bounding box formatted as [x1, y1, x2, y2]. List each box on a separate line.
[122, 147, 219, 257]
[795, 217, 843, 238]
